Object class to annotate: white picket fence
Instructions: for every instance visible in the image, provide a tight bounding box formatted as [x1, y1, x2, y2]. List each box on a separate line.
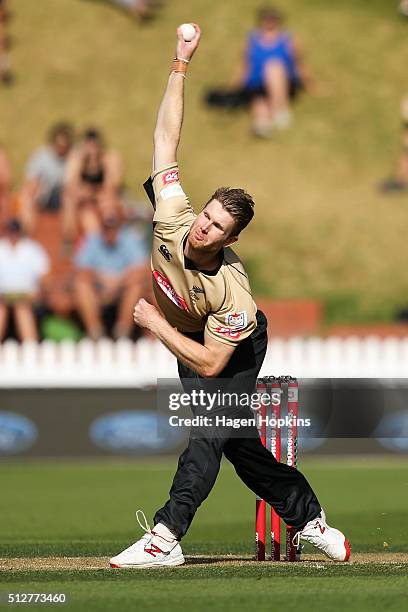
[1, 336, 408, 387]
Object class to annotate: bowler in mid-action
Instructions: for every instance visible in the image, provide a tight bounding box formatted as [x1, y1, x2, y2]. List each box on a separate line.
[110, 24, 350, 568]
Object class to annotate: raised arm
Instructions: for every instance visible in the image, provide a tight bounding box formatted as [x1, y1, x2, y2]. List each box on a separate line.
[153, 24, 201, 171]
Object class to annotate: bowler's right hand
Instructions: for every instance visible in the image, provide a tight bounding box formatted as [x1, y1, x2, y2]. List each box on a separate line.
[176, 23, 201, 62]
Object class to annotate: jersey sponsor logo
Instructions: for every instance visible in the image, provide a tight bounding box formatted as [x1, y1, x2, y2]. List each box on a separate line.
[158, 244, 172, 262]
[225, 311, 248, 329]
[162, 169, 179, 186]
[214, 326, 241, 340]
[153, 270, 189, 311]
[160, 183, 185, 201]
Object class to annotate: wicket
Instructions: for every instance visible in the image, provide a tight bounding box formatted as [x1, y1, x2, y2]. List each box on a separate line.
[255, 376, 301, 562]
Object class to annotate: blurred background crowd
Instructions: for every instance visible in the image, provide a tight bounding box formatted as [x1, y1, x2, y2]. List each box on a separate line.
[1, 0, 408, 343]
[0, 120, 152, 342]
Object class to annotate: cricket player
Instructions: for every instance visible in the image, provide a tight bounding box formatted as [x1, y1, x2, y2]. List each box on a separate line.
[110, 24, 350, 568]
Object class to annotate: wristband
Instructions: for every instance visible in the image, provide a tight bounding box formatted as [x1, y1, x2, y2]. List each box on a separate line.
[171, 58, 189, 76]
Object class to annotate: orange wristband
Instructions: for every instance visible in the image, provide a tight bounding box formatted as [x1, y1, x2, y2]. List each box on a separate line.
[171, 58, 189, 76]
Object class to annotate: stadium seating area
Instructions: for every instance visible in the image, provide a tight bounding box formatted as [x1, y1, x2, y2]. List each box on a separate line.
[1, 0, 408, 345]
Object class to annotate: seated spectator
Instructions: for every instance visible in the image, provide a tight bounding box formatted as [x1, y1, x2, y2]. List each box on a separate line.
[85, 0, 158, 21]
[379, 96, 408, 194]
[20, 122, 74, 232]
[238, 6, 310, 136]
[206, 6, 310, 137]
[0, 146, 11, 224]
[73, 213, 148, 340]
[0, 0, 13, 85]
[63, 128, 123, 241]
[0, 218, 50, 342]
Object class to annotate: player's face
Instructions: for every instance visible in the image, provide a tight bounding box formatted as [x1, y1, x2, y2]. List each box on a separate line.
[188, 199, 238, 252]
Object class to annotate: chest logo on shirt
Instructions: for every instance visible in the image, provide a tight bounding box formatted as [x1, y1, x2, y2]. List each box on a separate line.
[158, 244, 172, 262]
[153, 270, 189, 311]
[189, 285, 205, 303]
[225, 311, 248, 329]
[162, 169, 179, 186]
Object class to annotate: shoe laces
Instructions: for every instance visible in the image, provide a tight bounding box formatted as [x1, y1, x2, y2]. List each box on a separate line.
[136, 509, 152, 534]
[292, 513, 327, 549]
[296, 516, 330, 550]
[135, 509, 175, 551]
[122, 510, 152, 554]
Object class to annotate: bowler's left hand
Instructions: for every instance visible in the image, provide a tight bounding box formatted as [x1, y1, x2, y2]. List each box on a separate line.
[133, 298, 160, 330]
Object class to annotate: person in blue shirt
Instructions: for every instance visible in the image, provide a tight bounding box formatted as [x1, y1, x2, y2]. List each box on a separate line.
[236, 6, 310, 137]
[74, 214, 149, 339]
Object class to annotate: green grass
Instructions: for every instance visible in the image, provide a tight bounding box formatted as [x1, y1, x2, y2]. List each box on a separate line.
[1, 572, 407, 612]
[1, 458, 408, 557]
[2, 1, 408, 321]
[1, 458, 407, 610]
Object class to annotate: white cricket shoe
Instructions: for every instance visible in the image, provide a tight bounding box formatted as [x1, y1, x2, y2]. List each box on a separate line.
[110, 510, 185, 569]
[294, 509, 350, 561]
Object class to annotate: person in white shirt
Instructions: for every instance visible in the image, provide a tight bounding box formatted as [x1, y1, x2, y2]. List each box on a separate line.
[0, 218, 50, 341]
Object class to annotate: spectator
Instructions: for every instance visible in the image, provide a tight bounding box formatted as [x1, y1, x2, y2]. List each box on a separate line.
[207, 6, 309, 137]
[0, 218, 50, 342]
[239, 6, 310, 136]
[84, 0, 158, 21]
[73, 213, 148, 340]
[63, 128, 123, 241]
[0, 0, 13, 85]
[0, 146, 11, 224]
[20, 122, 74, 232]
[378, 96, 408, 194]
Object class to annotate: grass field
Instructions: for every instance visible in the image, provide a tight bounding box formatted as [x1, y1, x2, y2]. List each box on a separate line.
[1, 457, 407, 610]
[2, 1, 408, 321]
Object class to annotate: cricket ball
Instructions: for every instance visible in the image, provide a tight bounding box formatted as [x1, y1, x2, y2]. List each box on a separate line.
[179, 23, 196, 42]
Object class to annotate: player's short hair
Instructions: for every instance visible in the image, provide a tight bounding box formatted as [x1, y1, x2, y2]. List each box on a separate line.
[207, 187, 255, 235]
